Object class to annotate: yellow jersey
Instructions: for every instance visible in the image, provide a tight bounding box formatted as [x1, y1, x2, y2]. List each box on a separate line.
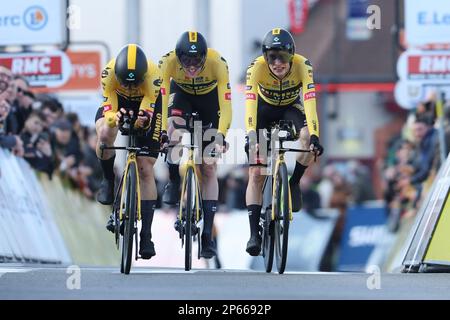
[245, 54, 319, 137]
[158, 48, 232, 135]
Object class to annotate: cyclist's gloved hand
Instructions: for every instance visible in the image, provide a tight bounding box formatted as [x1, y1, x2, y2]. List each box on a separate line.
[115, 108, 128, 127]
[213, 133, 229, 155]
[309, 134, 324, 156]
[245, 130, 258, 154]
[160, 130, 169, 150]
[136, 110, 152, 129]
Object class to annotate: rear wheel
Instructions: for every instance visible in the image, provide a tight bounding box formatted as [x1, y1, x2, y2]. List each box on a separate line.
[120, 162, 137, 275]
[274, 163, 290, 274]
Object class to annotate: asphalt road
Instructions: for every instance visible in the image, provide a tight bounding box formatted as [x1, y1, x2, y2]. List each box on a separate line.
[1, 264, 450, 300]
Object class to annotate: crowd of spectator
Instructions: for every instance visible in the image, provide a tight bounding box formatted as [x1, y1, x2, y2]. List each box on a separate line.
[382, 93, 449, 232]
[0, 66, 103, 199]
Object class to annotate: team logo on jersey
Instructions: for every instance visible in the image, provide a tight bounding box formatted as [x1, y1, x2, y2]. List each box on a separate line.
[304, 92, 316, 100]
[305, 60, 312, 67]
[246, 93, 256, 100]
[103, 104, 112, 113]
[307, 83, 315, 89]
[153, 79, 162, 86]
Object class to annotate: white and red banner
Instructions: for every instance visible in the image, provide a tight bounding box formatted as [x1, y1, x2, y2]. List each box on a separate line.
[288, 0, 309, 34]
[395, 49, 450, 109]
[397, 50, 450, 83]
[0, 50, 72, 88]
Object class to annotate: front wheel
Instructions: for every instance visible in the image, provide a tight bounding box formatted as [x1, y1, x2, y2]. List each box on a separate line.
[181, 167, 196, 271]
[120, 162, 137, 275]
[273, 162, 290, 274]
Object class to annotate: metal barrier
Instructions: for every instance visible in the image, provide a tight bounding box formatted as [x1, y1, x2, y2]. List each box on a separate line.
[0, 149, 71, 264]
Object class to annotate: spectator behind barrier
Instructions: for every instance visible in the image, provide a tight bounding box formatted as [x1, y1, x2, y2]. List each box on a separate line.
[51, 118, 82, 178]
[0, 91, 23, 156]
[397, 116, 440, 202]
[20, 111, 54, 177]
[11, 75, 35, 134]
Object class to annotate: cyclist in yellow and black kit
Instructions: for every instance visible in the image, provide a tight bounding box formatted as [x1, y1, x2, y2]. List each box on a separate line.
[158, 31, 232, 259]
[95, 44, 162, 260]
[245, 28, 324, 256]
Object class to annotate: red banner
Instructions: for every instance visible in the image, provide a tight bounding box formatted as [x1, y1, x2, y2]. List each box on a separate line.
[408, 55, 450, 76]
[0, 56, 62, 76]
[289, 0, 309, 34]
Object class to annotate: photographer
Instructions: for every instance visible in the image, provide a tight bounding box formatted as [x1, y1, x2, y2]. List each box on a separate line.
[20, 111, 54, 177]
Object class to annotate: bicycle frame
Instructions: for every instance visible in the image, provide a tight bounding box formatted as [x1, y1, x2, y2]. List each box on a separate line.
[270, 143, 293, 221]
[120, 150, 141, 221]
[179, 146, 202, 224]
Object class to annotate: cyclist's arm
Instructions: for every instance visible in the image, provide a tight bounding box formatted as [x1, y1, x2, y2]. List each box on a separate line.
[215, 56, 232, 136]
[245, 60, 259, 134]
[139, 62, 161, 129]
[158, 52, 174, 132]
[301, 59, 319, 138]
[101, 61, 119, 128]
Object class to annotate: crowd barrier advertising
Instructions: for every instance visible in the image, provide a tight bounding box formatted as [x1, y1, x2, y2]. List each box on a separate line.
[250, 210, 339, 272]
[337, 205, 388, 272]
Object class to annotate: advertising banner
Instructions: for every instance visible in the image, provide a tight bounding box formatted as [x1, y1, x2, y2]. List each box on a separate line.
[0, 0, 68, 47]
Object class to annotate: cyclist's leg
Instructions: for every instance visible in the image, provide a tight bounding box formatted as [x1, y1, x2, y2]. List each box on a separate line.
[95, 106, 119, 205]
[135, 104, 161, 259]
[195, 88, 220, 259]
[245, 98, 280, 255]
[163, 81, 191, 205]
[283, 102, 314, 211]
[136, 156, 158, 259]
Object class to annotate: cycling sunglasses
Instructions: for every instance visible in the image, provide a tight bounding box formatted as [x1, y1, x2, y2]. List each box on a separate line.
[17, 87, 35, 98]
[179, 55, 205, 68]
[265, 50, 293, 64]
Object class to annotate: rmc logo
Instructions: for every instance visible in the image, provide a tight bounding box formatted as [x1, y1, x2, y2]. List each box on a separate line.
[23, 6, 48, 30]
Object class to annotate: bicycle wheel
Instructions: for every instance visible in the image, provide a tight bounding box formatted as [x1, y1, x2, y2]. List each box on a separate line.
[182, 167, 196, 271]
[120, 162, 137, 275]
[273, 162, 290, 274]
[262, 178, 274, 273]
[113, 175, 124, 250]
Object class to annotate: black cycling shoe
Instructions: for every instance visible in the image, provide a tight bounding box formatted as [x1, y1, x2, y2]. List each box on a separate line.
[200, 234, 217, 259]
[289, 181, 302, 212]
[139, 237, 156, 260]
[246, 234, 262, 256]
[162, 181, 180, 205]
[96, 178, 115, 205]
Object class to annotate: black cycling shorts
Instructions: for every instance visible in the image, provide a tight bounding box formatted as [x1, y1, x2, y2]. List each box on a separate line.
[246, 95, 307, 166]
[168, 80, 220, 153]
[94, 94, 162, 158]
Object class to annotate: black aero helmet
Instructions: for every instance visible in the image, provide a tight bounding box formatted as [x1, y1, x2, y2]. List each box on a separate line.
[175, 31, 208, 69]
[114, 44, 148, 87]
[262, 28, 295, 61]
